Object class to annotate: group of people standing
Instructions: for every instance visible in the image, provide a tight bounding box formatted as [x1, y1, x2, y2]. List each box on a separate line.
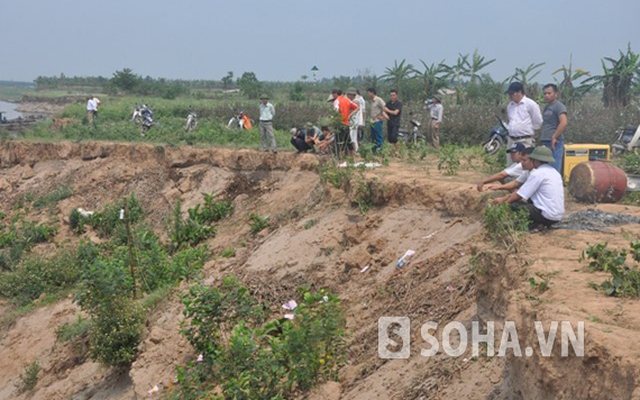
[478, 81, 568, 230]
[327, 87, 443, 155]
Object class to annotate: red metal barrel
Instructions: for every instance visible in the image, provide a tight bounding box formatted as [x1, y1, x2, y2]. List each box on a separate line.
[568, 161, 627, 203]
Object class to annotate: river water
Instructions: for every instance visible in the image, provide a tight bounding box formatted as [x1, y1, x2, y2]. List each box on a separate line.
[0, 100, 24, 120]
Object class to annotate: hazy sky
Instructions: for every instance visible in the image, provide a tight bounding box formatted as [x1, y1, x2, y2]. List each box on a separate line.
[1, 0, 638, 84]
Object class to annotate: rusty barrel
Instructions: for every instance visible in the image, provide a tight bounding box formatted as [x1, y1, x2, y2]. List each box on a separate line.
[568, 161, 627, 203]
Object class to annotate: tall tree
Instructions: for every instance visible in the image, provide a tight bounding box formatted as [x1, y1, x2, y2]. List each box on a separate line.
[236, 72, 262, 99]
[467, 49, 496, 84]
[552, 55, 592, 106]
[586, 44, 640, 108]
[380, 59, 415, 90]
[221, 71, 234, 89]
[110, 68, 141, 92]
[414, 59, 447, 98]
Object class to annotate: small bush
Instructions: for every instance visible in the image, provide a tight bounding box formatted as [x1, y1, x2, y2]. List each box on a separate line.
[580, 242, 626, 272]
[89, 195, 144, 238]
[0, 246, 86, 306]
[219, 247, 236, 258]
[19, 361, 40, 392]
[437, 144, 461, 175]
[33, 185, 74, 209]
[170, 196, 229, 251]
[583, 241, 640, 298]
[483, 204, 530, 251]
[88, 297, 144, 368]
[177, 277, 346, 399]
[56, 315, 90, 342]
[248, 212, 271, 235]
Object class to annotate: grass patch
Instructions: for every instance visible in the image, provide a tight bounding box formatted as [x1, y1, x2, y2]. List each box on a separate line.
[33, 185, 74, 209]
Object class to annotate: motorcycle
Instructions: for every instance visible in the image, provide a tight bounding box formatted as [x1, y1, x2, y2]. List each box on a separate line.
[227, 111, 252, 130]
[611, 124, 640, 155]
[185, 108, 197, 132]
[483, 115, 509, 155]
[131, 104, 154, 136]
[398, 112, 426, 146]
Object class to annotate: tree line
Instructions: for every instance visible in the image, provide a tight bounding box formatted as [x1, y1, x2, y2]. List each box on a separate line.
[34, 45, 639, 107]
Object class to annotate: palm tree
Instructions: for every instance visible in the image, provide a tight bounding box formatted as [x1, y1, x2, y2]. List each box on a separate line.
[443, 54, 470, 87]
[467, 50, 496, 84]
[414, 59, 447, 98]
[586, 44, 640, 108]
[380, 59, 415, 90]
[552, 55, 592, 106]
[511, 62, 546, 90]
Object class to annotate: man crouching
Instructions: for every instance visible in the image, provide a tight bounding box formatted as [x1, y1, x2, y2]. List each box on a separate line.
[492, 146, 564, 229]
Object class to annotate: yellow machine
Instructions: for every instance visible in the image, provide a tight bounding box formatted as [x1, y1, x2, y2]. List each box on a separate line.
[563, 144, 610, 184]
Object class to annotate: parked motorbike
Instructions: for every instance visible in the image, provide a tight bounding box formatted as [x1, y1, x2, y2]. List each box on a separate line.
[227, 111, 252, 130]
[131, 104, 154, 136]
[185, 108, 197, 132]
[483, 115, 509, 155]
[611, 124, 640, 155]
[398, 112, 426, 146]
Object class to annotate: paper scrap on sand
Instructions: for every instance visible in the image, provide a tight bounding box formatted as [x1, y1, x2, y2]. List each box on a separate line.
[338, 162, 382, 168]
[396, 249, 416, 268]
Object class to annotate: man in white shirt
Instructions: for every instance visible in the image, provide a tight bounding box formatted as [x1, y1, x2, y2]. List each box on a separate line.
[86, 96, 97, 124]
[493, 146, 564, 229]
[505, 82, 542, 165]
[259, 94, 277, 153]
[477, 143, 530, 192]
[355, 90, 366, 145]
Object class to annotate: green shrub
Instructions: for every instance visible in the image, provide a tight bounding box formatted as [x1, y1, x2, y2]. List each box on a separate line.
[483, 204, 530, 251]
[583, 241, 640, 298]
[0, 246, 87, 305]
[248, 212, 271, 235]
[56, 314, 90, 342]
[19, 361, 40, 392]
[171, 196, 229, 251]
[176, 277, 346, 399]
[219, 247, 236, 258]
[89, 194, 144, 238]
[437, 144, 461, 175]
[580, 242, 627, 272]
[88, 297, 143, 367]
[169, 246, 207, 282]
[33, 185, 74, 209]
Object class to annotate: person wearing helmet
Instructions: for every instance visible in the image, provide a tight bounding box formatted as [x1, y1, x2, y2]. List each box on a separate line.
[492, 146, 564, 229]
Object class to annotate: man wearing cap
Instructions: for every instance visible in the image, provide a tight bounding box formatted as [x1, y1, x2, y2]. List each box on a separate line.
[259, 94, 277, 153]
[493, 146, 564, 229]
[367, 88, 386, 154]
[505, 82, 542, 166]
[425, 96, 444, 148]
[541, 83, 568, 174]
[477, 143, 531, 192]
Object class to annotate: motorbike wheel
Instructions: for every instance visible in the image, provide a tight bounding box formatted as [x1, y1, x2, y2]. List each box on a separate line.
[412, 134, 427, 146]
[227, 118, 239, 129]
[483, 138, 503, 155]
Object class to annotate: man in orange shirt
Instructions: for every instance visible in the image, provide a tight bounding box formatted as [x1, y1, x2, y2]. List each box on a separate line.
[328, 89, 359, 156]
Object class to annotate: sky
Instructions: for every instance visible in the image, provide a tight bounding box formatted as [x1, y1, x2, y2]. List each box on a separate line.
[1, 0, 638, 85]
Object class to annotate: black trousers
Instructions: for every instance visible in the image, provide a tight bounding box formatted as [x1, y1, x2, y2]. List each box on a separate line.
[510, 201, 558, 229]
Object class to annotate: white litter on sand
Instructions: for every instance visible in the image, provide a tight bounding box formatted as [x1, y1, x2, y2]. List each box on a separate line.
[338, 162, 382, 168]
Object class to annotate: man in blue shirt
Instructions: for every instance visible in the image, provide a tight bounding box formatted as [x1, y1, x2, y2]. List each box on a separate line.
[540, 84, 568, 173]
